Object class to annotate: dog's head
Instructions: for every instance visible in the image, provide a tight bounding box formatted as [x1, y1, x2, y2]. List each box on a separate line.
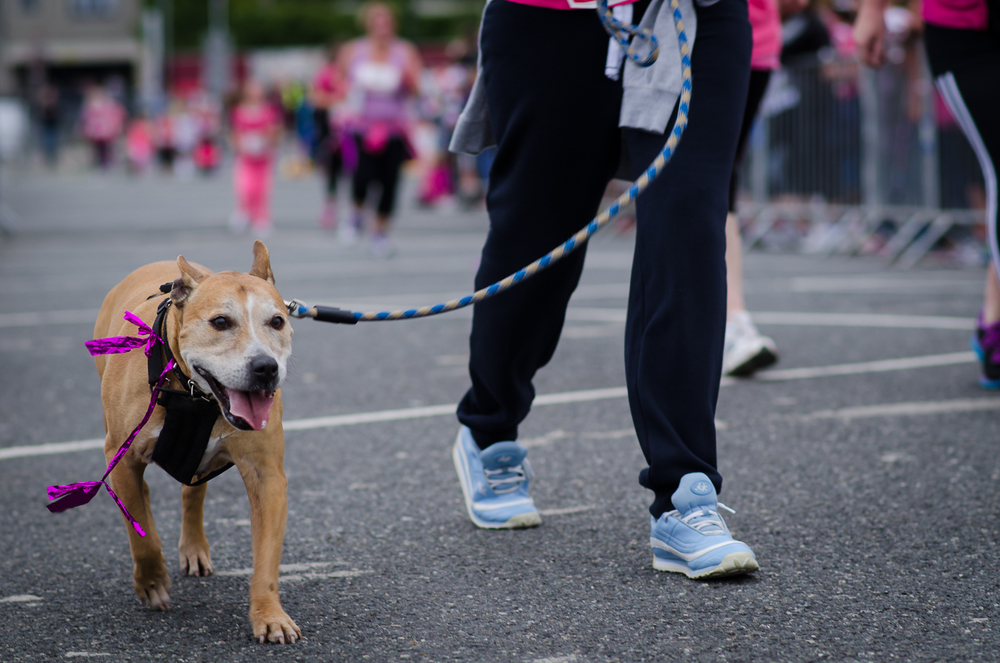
[169, 240, 292, 432]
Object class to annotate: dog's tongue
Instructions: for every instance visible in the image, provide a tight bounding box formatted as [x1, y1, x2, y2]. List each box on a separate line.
[226, 388, 274, 430]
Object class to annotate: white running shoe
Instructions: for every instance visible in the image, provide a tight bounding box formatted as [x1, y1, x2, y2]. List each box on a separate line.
[722, 311, 777, 377]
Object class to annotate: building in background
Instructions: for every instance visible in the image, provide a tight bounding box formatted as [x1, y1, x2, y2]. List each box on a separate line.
[0, 0, 142, 129]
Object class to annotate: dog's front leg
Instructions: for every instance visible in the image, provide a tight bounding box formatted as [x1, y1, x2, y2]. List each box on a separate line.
[179, 483, 213, 576]
[237, 453, 300, 644]
[105, 439, 172, 610]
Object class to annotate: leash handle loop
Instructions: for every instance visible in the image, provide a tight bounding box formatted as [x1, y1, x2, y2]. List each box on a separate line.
[597, 0, 659, 67]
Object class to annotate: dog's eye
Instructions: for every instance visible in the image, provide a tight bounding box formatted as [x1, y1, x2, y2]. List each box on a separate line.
[210, 316, 230, 331]
[270, 315, 285, 330]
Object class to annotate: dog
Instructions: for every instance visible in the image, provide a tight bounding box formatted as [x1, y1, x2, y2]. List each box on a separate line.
[92, 240, 299, 644]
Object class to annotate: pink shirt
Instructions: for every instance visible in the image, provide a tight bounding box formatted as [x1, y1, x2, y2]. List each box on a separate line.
[748, 0, 781, 71]
[923, 0, 989, 30]
[232, 104, 280, 161]
[312, 62, 347, 101]
[82, 98, 125, 142]
[507, 0, 636, 9]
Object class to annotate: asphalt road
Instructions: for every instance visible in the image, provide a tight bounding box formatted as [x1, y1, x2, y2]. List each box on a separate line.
[1, 166, 998, 662]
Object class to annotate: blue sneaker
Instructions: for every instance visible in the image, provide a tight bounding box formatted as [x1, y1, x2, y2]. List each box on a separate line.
[650, 472, 758, 579]
[452, 426, 542, 529]
[971, 314, 1000, 389]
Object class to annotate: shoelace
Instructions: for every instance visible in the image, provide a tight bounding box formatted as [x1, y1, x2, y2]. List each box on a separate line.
[484, 461, 533, 495]
[664, 503, 736, 535]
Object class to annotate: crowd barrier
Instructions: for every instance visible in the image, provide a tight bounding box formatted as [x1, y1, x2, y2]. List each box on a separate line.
[737, 48, 987, 268]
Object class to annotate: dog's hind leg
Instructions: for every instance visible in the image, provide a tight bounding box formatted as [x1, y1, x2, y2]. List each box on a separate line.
[105, 441, 172, 611]
[179, 483, 213, 576]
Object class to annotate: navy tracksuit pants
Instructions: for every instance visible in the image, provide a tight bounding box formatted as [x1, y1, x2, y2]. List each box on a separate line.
[456, 0, 752, 517]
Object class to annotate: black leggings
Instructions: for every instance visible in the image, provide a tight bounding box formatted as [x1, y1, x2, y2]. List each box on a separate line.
[926, 22, 1000, 273]
[351, 135, 408, 217]
[456, 0, 751, 516]
[313, 108, 343, 195]
[728, 68, 772, 212]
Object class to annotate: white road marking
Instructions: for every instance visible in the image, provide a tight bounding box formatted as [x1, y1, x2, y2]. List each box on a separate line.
[539, 505, 597, 516]
[280, 570, 372, 582]
[0, 594, 43, 603]
[216, 562, 370, 582]
[755, 351, 974, 381]
[0, 351, 977, 462]
[64, 654, 112, 659]
[789, 275, 982, 293]
[216, 562, 338, 577]
[0, 309, 98, 329]
[751, 311, 971, 330]
[565, 308, 972, 330]
[804, 397, 1000, 421]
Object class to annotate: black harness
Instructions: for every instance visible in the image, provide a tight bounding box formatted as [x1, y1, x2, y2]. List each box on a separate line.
[147, 286, 235, 486]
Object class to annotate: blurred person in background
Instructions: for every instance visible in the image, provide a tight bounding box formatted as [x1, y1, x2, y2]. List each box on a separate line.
[339, 1, 422, 256]
[154, 109, 176, 173]
[311, 44, 349, 229]
[856, 0, 999, 386]
[190, 92, 223, 175]
[80, 84, 125, 170]
[125, 114, 154, 175]
[230, 79, 282, 236]
[37, 84, 61, 168]
[723, 0, 783, 376]
[172, 98, 200, 179]
[854, 0, 1000, 389]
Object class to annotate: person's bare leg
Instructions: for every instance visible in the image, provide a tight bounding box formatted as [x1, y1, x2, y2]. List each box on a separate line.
[725, 212, 746, 317]
[983, 264, 1000, 324]
[373, 213, 390, 236]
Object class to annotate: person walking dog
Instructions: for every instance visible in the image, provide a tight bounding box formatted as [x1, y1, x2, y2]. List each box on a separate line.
[449, 0, 760, 578]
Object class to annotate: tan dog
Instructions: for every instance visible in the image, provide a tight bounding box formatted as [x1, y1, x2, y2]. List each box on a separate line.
[93, 240, 299, 644]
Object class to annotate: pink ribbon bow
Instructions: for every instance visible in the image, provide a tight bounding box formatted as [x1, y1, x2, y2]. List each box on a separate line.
[47, 311, 175, 537]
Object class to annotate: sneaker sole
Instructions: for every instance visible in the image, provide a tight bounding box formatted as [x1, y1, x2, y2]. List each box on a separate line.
[652, 551, 759, 579]
[452, 437, 542, 530]
[726, 347, 778, 378]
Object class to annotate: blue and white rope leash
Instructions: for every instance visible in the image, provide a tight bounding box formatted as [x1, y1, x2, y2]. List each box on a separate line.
[286, 0, 692, 325]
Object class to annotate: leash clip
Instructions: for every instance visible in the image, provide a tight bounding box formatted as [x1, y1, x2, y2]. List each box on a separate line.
[286, 299, 309, 319]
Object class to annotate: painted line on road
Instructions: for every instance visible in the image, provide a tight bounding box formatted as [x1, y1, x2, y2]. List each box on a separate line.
[804, 396, 1000, 421]
[753, 351, 973, 381]
[0, 351, 976, 462]
[0, 594, 43, 603]
[0, 309, 98, 329]
[539, 505, 597, 516]
[566, 308, 972, 330]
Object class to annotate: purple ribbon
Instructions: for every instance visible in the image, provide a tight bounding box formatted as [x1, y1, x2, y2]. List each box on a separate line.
[84, 311, 160, 357]
[47, 311, 174, 537]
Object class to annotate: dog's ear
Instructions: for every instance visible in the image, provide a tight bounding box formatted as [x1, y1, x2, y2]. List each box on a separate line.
[171, 255, 208, 307]
[249, 240, 275, 285]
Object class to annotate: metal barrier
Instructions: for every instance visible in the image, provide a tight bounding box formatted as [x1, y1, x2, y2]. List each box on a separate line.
[738, 48, 987, 267]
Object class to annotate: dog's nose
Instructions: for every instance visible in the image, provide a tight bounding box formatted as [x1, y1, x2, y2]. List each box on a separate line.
[250, 355, 279, 381]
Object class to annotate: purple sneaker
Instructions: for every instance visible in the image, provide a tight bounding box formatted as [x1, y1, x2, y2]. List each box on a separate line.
[971, 313, 1000, 389]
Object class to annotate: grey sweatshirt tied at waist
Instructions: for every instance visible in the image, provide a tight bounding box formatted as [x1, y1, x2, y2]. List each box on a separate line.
[449, 0, 716, 156]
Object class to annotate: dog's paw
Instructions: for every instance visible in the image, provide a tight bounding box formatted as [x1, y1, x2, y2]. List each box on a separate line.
[251, 607, 301, 644]
[179, 539, 213, 577]
[133, 563, 172, 611]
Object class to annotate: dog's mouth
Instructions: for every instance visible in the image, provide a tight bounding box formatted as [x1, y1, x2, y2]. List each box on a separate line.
[193, 367, 275, 431]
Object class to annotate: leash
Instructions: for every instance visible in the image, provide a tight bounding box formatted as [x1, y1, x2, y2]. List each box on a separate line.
[286, 0, 691, 325]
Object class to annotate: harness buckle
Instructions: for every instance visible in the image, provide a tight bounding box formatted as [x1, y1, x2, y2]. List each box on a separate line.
[188, 379, 212, 402]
